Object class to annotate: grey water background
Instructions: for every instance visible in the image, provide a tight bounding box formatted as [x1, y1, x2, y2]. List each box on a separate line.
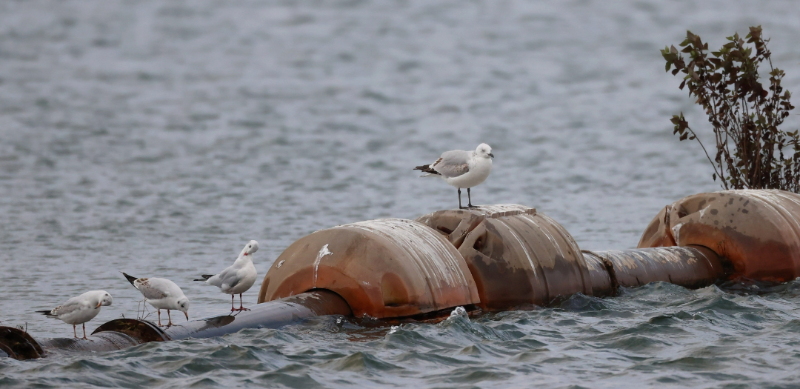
[3, 0, 800, 387]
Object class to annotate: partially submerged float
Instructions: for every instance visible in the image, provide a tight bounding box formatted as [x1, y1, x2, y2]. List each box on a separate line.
[3, 189, 799, 360]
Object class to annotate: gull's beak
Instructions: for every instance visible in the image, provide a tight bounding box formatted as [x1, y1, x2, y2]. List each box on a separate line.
[96, 302, 102, 308]
[184, 312, 189, 321]
[489, 153, 494, 158]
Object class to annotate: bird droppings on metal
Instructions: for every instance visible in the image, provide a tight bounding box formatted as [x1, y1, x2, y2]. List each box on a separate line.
[312, 244, 332, 288]
[260, 217, 479, 318]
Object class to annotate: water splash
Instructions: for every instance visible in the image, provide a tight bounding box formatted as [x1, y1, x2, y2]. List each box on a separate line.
[449, 306, 468, 320]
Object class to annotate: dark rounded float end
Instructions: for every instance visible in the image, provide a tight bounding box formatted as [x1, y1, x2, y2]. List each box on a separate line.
[0, 326, 44, 360]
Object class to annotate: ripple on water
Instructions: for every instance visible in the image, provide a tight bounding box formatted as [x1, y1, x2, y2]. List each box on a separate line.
[251, 366, 323, 389]
[3, 0, 800, 387]
[321, 351, 403, 373]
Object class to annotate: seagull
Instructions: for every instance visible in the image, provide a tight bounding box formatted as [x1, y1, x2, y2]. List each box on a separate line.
[414, 143, 494, 209]
[36, 290, 113, 339]
[194, 240, 259, 312]
[122, 272, 189, 327]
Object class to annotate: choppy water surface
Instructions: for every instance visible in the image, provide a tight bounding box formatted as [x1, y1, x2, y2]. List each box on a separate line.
[2, 0, 800, 387]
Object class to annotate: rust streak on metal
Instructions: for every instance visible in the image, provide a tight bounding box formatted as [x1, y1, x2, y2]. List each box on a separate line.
[639, 190, 800, 282]
[582, 246, 724, 290]
[417, 205, 592, 310]
[259, 218, 479, 318]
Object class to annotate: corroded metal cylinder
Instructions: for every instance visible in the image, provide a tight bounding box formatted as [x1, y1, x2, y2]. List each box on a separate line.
[164, 290, 351, 340]
[0, 291, 351, 360]
[0, 327, 43, 360]
[582, 246, 725, 291]
[37, 327, 156, 354]
[581, 251, 615, 296]
[417, 205, 592, 310]
[259, 218, 480, 318]
[638, 190, 800, 282]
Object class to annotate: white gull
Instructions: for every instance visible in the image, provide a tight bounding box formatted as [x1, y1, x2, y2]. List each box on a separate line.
[195, 240, 259, 311]
[37, 290, 113, 339]
[414, 143, 494, 209]
[123, 272, 189, 327]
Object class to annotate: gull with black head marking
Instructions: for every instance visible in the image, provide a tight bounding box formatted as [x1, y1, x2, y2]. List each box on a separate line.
[414, 143, 494, 209]
[195, 240, 259, 312]
[122, 272, 189, 327]
[36, 290, 113, 339]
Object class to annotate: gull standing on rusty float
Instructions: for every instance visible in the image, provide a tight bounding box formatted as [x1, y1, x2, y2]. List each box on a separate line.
[36, 290, 113, 339]
[122, 272, 189, 326]
[194, 240, 259, 311]
[414, 143, 494, 209]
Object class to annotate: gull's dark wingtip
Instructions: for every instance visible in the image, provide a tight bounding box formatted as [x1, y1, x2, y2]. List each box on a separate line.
[194, 275, 213, 282]
[413, 164, 439, 175]
[122, 272, 138, 286]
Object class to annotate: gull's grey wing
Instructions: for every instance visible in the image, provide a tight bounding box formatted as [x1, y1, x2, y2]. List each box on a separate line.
[135, 278, 169, 300]
[432, 150, 470, 178]
[209, 265, 241, 288]
[52, 298, 87, 316]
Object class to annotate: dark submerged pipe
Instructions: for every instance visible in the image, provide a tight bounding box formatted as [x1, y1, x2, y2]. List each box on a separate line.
[162, 289, 351, 340]
[0, 290, 351, 360]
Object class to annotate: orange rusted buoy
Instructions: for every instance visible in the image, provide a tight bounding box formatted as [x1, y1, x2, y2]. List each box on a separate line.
[417, 205, 592, 310]
[639, 190, 800, 282]
[258, 218, 480, 318]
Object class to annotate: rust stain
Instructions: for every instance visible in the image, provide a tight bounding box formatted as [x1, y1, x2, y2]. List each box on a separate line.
[417, 205, 592, 310]
[583, 246, 723, 289]
[259, 218, 479, 319]
[638, 190, 800, 282]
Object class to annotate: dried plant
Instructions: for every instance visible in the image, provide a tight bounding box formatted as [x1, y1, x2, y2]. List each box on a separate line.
[662, 26, 800, 191]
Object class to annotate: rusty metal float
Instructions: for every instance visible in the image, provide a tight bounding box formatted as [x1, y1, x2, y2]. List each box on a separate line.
[638, 190, 800, 282]
[415, 205, 592, 310]
[8, 192, 800, 361]
[258, 218, 480, 318]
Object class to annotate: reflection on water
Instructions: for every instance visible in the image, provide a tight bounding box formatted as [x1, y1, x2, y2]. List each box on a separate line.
[2, 0, 800, 387]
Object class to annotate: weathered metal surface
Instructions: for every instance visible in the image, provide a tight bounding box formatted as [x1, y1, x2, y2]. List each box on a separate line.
[37, 331, 144, 354]
[165, 290, 351, 340]
[92, 318, 167, 342]
[583, 246, 725, 289]
[259, 218, 480, 318]
[417, 205, 592, 309]
[0, 327, 43, 360]
[26, 320, 168, 355]
[3, 291, 351, 359]
[638, 190, 800, 282]
[581, 251, 616, 296]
